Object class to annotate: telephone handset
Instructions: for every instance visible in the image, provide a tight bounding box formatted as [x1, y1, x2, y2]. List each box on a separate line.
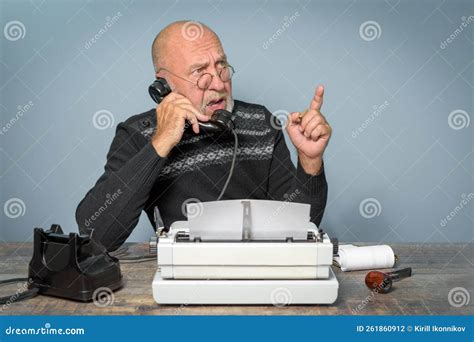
[148, 77, 234, 133]
[148, 77, 238, 201]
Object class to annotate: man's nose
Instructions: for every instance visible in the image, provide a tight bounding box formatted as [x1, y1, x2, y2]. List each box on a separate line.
[207, 71, 226, 92]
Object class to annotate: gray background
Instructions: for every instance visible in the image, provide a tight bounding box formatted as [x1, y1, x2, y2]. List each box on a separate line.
[1, 0, 472, 244]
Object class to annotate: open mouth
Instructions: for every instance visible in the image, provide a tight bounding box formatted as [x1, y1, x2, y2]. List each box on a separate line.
[206, 98, 226, 111]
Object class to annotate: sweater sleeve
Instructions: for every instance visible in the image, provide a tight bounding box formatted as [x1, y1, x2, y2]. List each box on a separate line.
[75, 122, 167, 251]
[266, 127, 328, 227]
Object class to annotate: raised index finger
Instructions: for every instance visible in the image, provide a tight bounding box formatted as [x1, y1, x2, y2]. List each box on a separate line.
[310, 85, 324, 111]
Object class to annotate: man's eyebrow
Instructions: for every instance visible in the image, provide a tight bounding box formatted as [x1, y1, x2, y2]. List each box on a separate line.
[216, 54, 227, 63]
[189, 62, 208, 71]
[188, 55, 228, 71]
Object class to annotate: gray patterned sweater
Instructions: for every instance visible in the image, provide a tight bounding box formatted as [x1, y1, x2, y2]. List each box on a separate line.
[76, 100, 328, 251]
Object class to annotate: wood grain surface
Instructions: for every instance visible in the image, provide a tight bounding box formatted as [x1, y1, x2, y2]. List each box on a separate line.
[0, 242, 472, 315]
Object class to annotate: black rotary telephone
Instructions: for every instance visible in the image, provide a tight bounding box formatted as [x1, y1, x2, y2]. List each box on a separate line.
[148, 77, 234, 133]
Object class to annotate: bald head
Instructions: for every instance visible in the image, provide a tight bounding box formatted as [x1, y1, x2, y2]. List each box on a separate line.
[151, 20, 220, 71]
[150, 20, 233, 117]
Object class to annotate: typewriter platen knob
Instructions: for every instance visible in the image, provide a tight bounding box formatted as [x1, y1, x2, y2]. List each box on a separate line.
[149, 235, 158, 255]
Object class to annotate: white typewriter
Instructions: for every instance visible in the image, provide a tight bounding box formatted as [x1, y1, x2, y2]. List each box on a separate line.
[152, 200, 339, 305]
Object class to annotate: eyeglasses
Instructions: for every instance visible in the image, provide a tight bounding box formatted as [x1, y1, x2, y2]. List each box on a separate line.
[156, 63, 235, 90]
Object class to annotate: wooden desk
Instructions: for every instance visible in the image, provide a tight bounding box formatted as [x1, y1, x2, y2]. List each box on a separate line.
[0, 243, 472, 315]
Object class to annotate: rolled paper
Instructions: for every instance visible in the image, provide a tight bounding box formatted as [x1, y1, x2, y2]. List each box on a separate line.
[334, 244, 395, 271]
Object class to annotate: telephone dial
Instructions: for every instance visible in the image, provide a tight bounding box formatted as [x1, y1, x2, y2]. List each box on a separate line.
[148, 77, 234, 133]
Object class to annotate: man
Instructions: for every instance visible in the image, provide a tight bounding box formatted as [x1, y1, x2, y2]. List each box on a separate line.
[76, 21, 332, 252]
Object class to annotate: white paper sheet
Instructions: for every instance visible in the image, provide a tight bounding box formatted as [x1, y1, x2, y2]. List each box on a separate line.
[186, 199, 312, 240]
